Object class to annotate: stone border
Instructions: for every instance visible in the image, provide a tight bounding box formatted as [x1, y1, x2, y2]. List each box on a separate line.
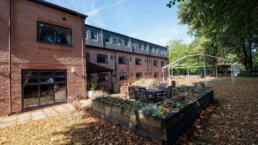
[92, 90, 214, 145]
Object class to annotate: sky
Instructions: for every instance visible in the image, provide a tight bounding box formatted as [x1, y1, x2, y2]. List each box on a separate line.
[46, 0, 194, 46]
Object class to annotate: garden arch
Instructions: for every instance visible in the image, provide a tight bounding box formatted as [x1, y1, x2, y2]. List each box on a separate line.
[162, 54, 235, 84]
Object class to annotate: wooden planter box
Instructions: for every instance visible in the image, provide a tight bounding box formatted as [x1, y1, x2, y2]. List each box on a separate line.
[92, 90, 214, 145]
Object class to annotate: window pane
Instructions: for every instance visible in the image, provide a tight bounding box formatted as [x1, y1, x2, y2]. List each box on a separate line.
[120, 73, 128, 80]
[40, 77, 55, 83]
[56, 27, 72, 46]
[23, 70, 38, 76]
[55, 71, 66, 76]
[97, 54, 108, 63]
[24, 85, 39, 108]
[38, 23, 56, 43]
[40, 84, 55, 105]
[23, 78, 38, 84]
[54, 83, 66, 103]
[91, 31, 98, 40]
[40, 71, 53, 76]
[55, 77, 66, 82]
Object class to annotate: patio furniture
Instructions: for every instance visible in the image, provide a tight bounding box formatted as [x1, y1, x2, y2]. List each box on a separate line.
[155, 86, 173, 100]
[138, 87, 155, 102]
[129, 86, 140, 100]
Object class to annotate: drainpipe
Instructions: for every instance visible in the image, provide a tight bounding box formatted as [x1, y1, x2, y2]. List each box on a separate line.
[82, 18, 87, 99]
[8, 0, 12, 115]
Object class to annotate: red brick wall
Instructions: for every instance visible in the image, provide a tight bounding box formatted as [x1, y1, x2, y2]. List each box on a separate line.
[0, 0, 11, 116]
[86, 46, 168, 93]
[0, 0, 86, 116]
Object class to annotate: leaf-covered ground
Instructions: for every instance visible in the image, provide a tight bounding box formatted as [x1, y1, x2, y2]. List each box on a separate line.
[176, 77, 258, 145]
[0, 77, 257, 145]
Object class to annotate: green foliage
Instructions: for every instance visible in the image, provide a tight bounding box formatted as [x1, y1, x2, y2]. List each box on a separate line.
[153, 106, 166, 117]
[94, 97, 144, 111]
[172, 0, 258, 73]
[87, 82, 97, 91]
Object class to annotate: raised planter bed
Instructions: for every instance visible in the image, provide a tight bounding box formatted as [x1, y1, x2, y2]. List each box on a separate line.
[92, 90, 214, 145]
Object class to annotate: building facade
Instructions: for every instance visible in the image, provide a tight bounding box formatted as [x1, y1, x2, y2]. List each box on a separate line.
[86, 25, 168, 93]
[0, 0, 86, 116]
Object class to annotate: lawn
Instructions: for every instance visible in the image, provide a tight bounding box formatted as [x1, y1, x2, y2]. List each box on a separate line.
[0, 77, 257, 145]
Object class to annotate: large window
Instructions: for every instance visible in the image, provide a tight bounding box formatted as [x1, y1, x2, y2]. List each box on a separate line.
[136, 72, 143, 79]
[153, 60, 159, 66]
[22, 70, 67, 109]
[119, 56, 128, 64]
[120, 73, 128, 80]
[135, 58, 142, 65]
[97, 54, 108, 63]
[37, 22, 72, 46]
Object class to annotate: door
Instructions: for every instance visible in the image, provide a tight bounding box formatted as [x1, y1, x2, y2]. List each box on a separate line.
[22, 70, 67, 109]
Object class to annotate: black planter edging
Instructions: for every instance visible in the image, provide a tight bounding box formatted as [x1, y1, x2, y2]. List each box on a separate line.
[92, 90, 214, 145]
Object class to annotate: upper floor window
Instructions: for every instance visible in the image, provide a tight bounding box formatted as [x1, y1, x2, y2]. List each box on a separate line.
[161, 61, 165, 67]
[119, 56, 128, 64]
[37, 21, 72, 46]
[113, 37, 120, 45]
[135, 58, 142, 65]
[97, 54, 108, 63]
[91, 30, 98, 41]
[120, 73, 128, 80]
[120, 39, 126, 46]
[153, 60, 159, 66]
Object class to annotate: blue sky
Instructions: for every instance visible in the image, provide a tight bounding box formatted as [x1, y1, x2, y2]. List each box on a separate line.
[46, 0, 194, 46]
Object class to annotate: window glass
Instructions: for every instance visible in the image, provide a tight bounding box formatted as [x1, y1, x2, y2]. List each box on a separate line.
[135, 58, 142, 65]
[24, 85, 39, 108]
[56, 27, 72, 46]
[119, 56, 127, 64]
[120, 73, 128, 80]
[37, 22, 72, 46]
[154, 72, 159, 78]
[54, 83, 66, 103]
[97, 54, 108, 63]
[86, 52, 91, 62]
[161, 61, 165, 67]
[91, 30, 98, 40]
[136, 72, 143, 79]
[113, 37, 119, 45]
[153, 60, 159, 66]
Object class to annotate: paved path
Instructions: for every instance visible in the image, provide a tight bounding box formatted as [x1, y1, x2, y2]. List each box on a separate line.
[0, 103, 75, 129]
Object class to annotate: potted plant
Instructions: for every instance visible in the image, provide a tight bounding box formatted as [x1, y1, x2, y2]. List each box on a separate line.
[87, 82, 97, 98]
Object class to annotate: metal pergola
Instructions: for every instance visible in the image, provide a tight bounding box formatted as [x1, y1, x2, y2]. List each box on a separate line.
[162, 54, 236, 84]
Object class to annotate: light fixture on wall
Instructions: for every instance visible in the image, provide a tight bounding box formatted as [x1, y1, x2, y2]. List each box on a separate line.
[71, 67, 75, 73]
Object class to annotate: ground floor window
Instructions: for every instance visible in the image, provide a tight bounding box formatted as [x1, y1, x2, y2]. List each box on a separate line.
[98, 72, 109, 82]
[22, 70, 67, 109]
[120, 73, 128, 80]
[154, 72, 159, 78]
[136, 72, 143, 79]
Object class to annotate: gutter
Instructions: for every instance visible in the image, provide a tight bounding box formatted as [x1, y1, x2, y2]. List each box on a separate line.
[8, 0, 12, 115]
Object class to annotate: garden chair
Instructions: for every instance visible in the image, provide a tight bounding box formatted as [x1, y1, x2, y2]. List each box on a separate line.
[129, 86, 140, 100]
[138, 87, 154, 102]
[155, 86, 173, 101]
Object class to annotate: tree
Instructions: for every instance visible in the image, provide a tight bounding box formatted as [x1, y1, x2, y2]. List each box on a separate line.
[167, 0, 258, 74]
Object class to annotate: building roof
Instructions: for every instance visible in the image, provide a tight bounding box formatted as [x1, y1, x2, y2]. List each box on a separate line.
[86, 24, 168, 49]
[30, 0, 87, 19]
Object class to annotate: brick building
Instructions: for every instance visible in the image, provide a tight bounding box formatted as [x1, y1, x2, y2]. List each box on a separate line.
[0, 0, 87, 116]
[0, 0, 168, 116]
[86, 25, 168, 93]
